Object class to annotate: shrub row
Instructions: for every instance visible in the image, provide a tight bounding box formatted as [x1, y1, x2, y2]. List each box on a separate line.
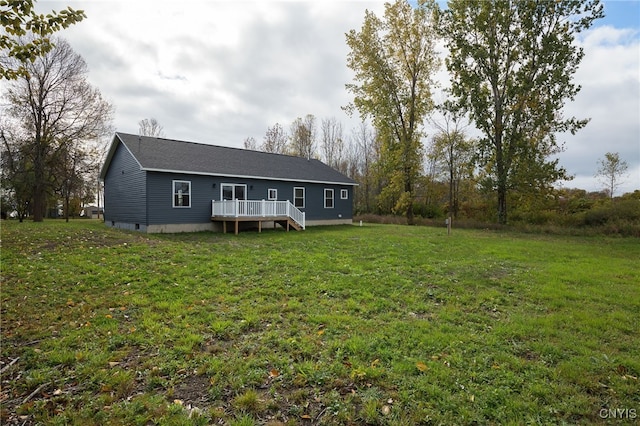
[356, 199, 640, 237]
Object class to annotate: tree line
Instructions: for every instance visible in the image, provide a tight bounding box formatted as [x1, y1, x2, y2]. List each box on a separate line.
[238, 110, 635, 227]
[241, 0, 628, 227]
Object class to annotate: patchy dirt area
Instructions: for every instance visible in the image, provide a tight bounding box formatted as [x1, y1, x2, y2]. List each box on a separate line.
[171, 374, 212, 408]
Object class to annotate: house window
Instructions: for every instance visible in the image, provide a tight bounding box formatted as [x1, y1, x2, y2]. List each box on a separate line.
[294, 187, 305, 208]
[324, 189, 334, 208]
[173, 180, 191, 207]
[341, 189, 348, 200]
[268, 188, 278, 200]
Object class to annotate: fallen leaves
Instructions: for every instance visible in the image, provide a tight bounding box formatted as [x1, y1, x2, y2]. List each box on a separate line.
[268, 368, 280, 379]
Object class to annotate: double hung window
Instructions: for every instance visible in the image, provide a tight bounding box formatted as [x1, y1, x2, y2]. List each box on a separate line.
[173, 180, 191, 207]
[324, 189, 334, 208]
[294, 187, 305, 208]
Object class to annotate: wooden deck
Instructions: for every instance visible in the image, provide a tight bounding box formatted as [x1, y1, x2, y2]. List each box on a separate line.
[211, 200, 305, 235]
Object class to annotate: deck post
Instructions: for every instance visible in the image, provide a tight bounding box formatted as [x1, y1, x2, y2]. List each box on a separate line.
[262, 199, 266, 217]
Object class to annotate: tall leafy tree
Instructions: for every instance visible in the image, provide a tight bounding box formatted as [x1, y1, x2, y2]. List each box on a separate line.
[3, 36, 113, 221]
[1, 0, 85, 80]
[442, 0, 603, 224]
[596, 152, 629, 199]
[346, 0, 440, 224]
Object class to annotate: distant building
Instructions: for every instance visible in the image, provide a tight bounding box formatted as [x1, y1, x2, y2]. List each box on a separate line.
[81, 206, 103, 219]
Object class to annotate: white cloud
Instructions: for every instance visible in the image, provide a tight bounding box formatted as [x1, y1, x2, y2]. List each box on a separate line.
[558, 25, 640, 193]
[35, 1, 385, 145]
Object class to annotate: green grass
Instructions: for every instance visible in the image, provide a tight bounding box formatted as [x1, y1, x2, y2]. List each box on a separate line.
[1, 219, 639, 425]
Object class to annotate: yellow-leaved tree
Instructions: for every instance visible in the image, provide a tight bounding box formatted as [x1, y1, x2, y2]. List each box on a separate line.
[345, 0, 440, 224]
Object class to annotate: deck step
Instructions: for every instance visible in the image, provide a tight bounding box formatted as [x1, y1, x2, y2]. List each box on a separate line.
[275, 218, 303, 231]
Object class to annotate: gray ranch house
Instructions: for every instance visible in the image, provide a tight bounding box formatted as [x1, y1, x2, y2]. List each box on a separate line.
[99, 132, 357, 233]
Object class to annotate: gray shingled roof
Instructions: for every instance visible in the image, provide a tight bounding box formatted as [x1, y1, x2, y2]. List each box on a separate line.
[101, 132, 357, 185]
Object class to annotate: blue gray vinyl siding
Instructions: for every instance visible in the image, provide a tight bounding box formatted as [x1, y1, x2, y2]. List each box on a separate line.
[301, 183, 352, 221]
[103, 144, 147, 224]
[146, 172, 217, 225]
[144, 173, 353, 224]
[215, 179, 352, 221]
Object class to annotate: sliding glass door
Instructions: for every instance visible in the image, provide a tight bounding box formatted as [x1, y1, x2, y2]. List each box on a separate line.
[221, 184, 247, 201]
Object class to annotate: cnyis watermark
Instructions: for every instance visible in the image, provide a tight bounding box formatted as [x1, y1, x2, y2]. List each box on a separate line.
[599, 408, 637, 420]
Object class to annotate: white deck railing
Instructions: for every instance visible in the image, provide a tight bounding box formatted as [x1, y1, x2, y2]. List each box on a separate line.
[211, 199, 305, 229]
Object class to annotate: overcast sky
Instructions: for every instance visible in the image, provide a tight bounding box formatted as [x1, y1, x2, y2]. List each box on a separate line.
[31, 0, 640, 194]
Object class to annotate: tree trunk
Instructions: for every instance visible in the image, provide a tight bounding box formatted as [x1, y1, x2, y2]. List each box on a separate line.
[452, 178, 460, 219]
[64, 193, 70, 222]
[32, 106, 46, 222]
[405, 174, 414, 225]
[495, 137, 508, 225]
[497, 184, 507, 225]
[32, 183, 45, 222]
[449, 167, 454, 219]
[406, 202, 414, 225]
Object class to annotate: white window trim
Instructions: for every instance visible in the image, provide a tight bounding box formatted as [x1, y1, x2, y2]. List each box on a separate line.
[172, 180, 191, 208]
[324, 188, 334, 209]
[294, 187, 305, 208]
[341, 189, 348, 200]
[268, 188, 278, 200]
